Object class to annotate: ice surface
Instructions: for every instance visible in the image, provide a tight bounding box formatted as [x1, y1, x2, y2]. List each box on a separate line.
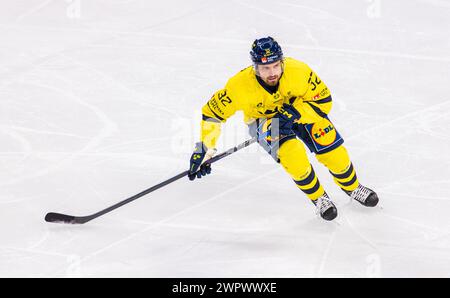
[0, 0, 449, 277]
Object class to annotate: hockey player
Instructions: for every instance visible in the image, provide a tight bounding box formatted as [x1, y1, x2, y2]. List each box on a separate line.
[188, 36, 378, 221]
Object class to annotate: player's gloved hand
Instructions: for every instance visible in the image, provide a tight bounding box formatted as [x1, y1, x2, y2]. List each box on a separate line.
[188, 142, 217, 181]
[273, 103, 301, 135]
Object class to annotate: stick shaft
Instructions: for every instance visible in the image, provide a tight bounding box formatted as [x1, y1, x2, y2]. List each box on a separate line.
[45, 137, 257, 224]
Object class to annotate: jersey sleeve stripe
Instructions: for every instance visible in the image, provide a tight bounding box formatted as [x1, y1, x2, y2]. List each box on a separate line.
[312, 95, 332, 104]
[306, 102, 328, 118]
[202, 114, 222, 123]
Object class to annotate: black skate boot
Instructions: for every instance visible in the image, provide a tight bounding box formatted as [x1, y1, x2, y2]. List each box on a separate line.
[344, 184, 379, 207]
[311, 193, 338, 221]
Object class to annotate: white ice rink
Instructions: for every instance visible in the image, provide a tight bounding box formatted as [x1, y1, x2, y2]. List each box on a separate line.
[1, 0, 450, 277]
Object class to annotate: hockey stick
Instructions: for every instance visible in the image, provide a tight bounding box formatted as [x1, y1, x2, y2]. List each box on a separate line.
[44, 137, 257, 224]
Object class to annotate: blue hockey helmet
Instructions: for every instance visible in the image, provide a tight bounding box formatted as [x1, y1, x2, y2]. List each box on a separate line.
[250, 36, 283, 65]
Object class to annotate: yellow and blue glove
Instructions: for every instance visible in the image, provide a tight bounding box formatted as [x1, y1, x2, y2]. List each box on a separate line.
[273, 103, 301, 135]
[188, 142, 215, 181]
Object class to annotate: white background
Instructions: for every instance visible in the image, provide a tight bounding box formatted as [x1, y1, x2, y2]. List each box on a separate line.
[1, 0, 449, 277]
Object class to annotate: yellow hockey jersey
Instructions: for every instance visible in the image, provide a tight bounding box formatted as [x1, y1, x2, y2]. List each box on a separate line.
[200, 57, 332, 149]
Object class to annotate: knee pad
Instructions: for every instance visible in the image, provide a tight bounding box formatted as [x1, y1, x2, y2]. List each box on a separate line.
[278, 138, 311, 181]
[315, 145, 351, 174]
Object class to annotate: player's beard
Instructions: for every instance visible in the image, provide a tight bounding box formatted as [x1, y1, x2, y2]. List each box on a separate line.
[264, 75, 280, 86]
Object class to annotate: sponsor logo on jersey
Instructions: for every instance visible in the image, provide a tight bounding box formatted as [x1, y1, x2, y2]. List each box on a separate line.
[209, 98, 224, 115]
[311, 120, 336, 146]
[320, 87, 329, 97]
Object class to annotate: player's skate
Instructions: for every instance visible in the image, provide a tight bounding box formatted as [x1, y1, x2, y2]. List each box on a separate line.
[312, 193, 338, 221]
[345, 184, 379, 207]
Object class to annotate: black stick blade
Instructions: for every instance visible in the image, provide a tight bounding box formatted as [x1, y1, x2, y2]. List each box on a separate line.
[45, 212, 77, 224]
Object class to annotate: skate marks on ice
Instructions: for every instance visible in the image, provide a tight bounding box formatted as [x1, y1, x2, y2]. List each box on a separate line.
[47, 166, 284, 276]
[0, 79, 118, 188]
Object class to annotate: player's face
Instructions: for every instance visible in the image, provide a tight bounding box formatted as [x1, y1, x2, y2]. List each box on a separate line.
[256, 60, 283, 86]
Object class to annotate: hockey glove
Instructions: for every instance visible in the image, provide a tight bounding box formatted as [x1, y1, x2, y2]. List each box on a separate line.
[188, 142, 216, 181]
[273, 103, 301, 135]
